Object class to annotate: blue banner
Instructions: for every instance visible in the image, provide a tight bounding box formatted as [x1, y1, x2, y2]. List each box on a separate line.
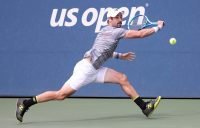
[0, 0, 200, 98]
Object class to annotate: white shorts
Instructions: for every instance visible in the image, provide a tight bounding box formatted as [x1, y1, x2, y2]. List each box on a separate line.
[64, 59, 108, 90]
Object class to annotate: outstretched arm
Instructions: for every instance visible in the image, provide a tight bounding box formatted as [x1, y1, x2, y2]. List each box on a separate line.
[124, 20, 164, 39]
[113, 52, 136, 61]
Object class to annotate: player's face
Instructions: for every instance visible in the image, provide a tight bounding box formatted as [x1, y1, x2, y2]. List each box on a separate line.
[111, 13, 123, 28]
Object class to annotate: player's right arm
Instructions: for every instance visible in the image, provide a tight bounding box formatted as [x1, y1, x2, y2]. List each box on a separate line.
[124, 20, 164, 39]
[124, 28, 156, 38]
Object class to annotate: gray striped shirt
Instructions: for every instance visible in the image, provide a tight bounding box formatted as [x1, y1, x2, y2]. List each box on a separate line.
[84, 26, 127, 69]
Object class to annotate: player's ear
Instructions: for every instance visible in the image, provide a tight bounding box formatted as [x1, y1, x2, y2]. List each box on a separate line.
[107, 17, 113, 24]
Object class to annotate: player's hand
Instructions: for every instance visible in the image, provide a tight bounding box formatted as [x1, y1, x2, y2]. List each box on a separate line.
[157, 20, 165, 29]
[120, 52, 136, 61]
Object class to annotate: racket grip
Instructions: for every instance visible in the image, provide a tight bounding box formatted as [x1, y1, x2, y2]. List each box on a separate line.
[163, 22, 165, 26]
[158, 21, 165, 29]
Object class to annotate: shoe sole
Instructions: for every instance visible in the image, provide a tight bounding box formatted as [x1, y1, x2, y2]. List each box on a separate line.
[147, 96, 161, 118]
[15, 98, 29, 123]
[16, 99, 23, 122]
[154, 96, 161, 109]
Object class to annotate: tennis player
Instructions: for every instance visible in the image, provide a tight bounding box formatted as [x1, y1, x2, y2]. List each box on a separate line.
[16, 8, 164, 122]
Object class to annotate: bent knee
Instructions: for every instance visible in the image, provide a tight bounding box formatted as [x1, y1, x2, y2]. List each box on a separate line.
[119, 74, 129, 85]
[55, 91, 67, 100]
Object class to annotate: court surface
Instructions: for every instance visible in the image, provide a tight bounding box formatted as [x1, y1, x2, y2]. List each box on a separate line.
[1, 98, 200, 128]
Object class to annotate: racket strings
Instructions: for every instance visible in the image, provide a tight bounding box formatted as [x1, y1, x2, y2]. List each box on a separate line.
[129, 16, 147, 30]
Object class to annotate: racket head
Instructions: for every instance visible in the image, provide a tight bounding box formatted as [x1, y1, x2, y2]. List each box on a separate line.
[128, 15, 157, 30]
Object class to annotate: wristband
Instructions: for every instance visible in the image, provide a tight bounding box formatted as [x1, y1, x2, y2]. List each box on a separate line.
[113, 52, 118, 59]
[116, 53, 120, 59]
[113, 52, 121, 59]
[153, 26, 159, 33]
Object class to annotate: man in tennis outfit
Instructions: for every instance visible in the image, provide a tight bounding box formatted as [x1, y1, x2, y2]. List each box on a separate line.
[16, 8, 165, 122]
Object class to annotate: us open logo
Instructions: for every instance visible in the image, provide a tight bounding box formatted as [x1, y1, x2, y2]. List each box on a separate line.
[50, 7, 145, 33]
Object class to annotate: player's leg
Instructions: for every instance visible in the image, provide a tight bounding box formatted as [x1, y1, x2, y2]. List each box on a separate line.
[16, 84, 76, 122]
[36, 85, 76, 102]
[16, 59, 96, 122]
[16, 61, 81, 122]
[102, 68, 161, 117]
[102, 68, 145, 107]
[105, 69, 139, 98]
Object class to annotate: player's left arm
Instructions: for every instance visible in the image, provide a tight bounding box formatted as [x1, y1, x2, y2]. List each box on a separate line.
[113, 52, 135, 61]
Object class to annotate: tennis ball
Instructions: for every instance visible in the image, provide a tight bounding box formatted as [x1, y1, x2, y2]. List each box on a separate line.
[169, 38, 177, 45]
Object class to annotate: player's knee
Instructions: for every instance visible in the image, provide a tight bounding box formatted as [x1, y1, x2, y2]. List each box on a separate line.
[119, 74, 128, 85]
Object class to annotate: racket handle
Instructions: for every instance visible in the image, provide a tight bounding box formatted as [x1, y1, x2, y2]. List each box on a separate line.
[158, 21, 165, 29]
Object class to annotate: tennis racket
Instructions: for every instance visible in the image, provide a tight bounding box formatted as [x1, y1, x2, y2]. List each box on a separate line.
[128, 15, 158, 30]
